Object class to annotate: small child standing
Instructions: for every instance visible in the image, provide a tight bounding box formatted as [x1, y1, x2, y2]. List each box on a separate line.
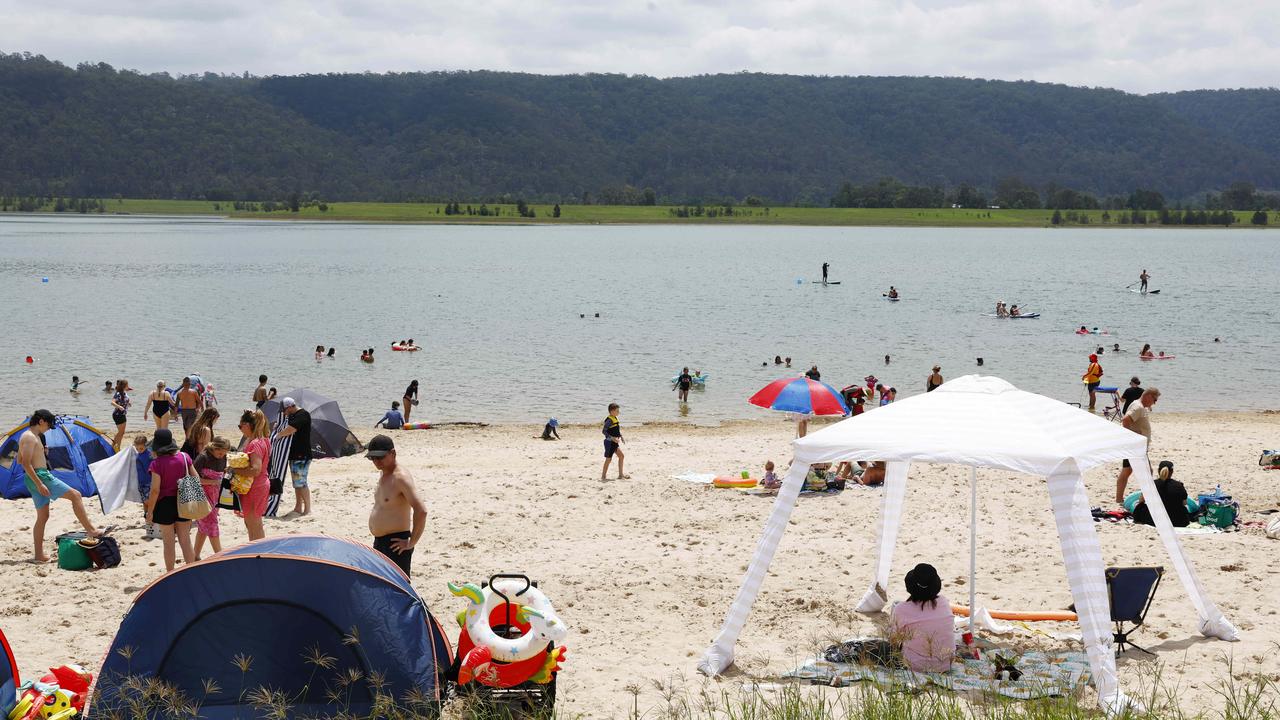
[132, 434, 158, 539]
[193, 437, 230, 559]
[760, 460, 780, 488]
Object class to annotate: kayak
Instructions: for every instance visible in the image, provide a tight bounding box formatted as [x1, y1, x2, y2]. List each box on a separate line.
[983, 313, 1040, 319]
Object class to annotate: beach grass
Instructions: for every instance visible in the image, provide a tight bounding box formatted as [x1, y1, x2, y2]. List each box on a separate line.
[66, 199, 1094, 227]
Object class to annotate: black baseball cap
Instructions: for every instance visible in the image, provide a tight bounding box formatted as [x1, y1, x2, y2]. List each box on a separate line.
[365, 434, 395, 458]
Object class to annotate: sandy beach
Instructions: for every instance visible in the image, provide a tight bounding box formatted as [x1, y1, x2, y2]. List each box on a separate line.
[1, 411, 1277, 717]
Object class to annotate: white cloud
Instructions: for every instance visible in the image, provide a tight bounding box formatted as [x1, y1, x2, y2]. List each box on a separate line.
[0, 0, 1275, 92]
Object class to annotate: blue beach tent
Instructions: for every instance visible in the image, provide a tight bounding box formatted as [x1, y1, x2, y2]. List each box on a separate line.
[1, 628, 18, 718]
[0, 415, 113, 499]
[91, 535, 453, 719]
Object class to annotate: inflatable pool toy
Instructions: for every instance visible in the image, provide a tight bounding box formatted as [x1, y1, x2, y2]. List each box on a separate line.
[24, 356, 33, 364]
[402, 422, 431, 430]
[449, 579, 567, 663]
[391, 345, 421, 352]
[1139, 354, 1175, 360]
[449, 578, 568, 688]
[225, 452, 249, 469]
[713, 476, 758, 488]
[670, 374, 708, 386]
[951, 606, 1077, 622]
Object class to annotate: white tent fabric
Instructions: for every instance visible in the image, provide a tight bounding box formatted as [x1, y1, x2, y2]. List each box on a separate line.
[698, 375, 1237, 715]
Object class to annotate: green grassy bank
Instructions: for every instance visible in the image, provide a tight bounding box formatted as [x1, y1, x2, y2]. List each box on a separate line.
[9, 198, 1274, 228]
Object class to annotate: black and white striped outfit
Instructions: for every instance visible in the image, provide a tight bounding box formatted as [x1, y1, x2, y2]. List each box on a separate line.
[265, 412, 292, 517]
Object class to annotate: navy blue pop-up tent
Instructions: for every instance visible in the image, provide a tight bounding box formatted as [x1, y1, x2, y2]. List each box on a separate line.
[90, 536, 453, 719]
[1, 628, 17, 718]
[0, 415, 113, 499]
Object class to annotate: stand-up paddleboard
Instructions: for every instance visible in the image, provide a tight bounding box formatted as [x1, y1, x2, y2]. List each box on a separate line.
[884, 296, 900, 302]
[982, 313, 1040, 319]
[1139, 355, 1175, 360]
[1129, 288, 1161, 294]
[812, 281, 842, 285]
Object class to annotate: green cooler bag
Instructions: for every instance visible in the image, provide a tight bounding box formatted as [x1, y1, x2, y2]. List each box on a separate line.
[56, 532, 93, 571]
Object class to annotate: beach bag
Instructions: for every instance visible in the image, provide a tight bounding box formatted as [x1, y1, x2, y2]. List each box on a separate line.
[1260, 450, 1280, 470]
[56, 532, 93, 571]
[177, 455, 211, 520]
[1199, 503, 1237, 528]
[217, 474, 241, 510]
[78, 535, 121, 569]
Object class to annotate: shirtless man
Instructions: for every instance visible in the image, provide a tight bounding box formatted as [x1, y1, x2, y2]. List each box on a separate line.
[1139, 269, 1150, 293]
[176, 376, 203, 432]
[365, 435, 427, 575]
[252, 374, 269, 408]
[18, 409, 101, 562]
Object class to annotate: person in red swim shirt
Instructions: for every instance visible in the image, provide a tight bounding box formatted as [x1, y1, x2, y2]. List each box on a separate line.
[1081, 354, 1104, 411]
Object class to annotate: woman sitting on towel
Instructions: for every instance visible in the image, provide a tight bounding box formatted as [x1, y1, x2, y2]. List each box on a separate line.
[824, 563, 954, 671]
[890, 563, 954, 672]
[1129, 460, 1190, 528]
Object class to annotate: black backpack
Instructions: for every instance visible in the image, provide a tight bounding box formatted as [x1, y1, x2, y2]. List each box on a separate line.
[79, 535, 121, 569]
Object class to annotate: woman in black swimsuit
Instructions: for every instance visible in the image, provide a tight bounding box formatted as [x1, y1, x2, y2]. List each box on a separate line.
[144, 380, 173, 429]
[403, 380, 420, 422]
[926, 366, 943, 392]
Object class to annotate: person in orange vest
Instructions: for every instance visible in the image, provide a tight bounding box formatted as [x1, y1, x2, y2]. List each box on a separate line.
[1081, 353, 1104, 411]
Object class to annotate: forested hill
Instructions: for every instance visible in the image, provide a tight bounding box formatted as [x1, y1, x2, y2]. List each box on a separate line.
[2, 52, 1279, 203]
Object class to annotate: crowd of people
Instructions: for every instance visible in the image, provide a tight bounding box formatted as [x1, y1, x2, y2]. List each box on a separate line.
[17, 371, 428, 577]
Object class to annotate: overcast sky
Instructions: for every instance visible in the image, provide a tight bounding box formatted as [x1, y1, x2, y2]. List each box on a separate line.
[1, 0, 1274, 94]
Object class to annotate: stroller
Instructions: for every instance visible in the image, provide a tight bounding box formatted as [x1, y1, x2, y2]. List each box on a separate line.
[445, 574, 564, 715]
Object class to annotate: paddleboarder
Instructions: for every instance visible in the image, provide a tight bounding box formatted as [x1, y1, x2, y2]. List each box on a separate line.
[822, 262, 829, 283]
[1139, 269, 1150, 293]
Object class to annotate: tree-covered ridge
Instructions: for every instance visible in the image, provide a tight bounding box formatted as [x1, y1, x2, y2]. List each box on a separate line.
[1, 52, 1278, 203]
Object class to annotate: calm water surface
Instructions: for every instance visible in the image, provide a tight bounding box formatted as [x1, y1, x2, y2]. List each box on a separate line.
[1, 216, 1277, 427]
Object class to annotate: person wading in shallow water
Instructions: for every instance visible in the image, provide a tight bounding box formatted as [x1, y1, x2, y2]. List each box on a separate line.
[365, 435, 427, 575]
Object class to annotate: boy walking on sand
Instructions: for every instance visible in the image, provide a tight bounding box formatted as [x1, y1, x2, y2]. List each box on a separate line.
[601, 403, 628, 480]
[18, 409, 102, 562]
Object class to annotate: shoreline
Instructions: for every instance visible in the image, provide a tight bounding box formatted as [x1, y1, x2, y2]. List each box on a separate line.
[3, 204, 1274, 229]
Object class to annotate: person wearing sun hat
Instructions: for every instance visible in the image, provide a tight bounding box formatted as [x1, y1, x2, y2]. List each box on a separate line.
[1081, 352, 1104, 411]
[365, 435, 427, 575]
[889, 563, 954, 672]
[144, 427, 197, 572]
[541, 417, 560, 440]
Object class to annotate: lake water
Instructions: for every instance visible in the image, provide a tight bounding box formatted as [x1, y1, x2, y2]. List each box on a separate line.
[1, 215, 1277, 428]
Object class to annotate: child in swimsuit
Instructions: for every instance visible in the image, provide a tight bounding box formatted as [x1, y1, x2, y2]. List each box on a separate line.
[760, 460, 780, 488]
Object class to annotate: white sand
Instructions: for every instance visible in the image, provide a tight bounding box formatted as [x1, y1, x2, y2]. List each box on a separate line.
[1, 412, 1277, 716]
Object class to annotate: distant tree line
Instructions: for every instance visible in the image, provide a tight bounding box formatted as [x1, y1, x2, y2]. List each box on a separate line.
[5, 53, 1280, 204]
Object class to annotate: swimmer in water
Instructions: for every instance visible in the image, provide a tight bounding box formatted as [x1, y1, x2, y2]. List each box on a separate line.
[1139, 343, 1153, 358]
[1112, 343, 1122, 352]
[70, 376, 82, 393]
[1009, 304, 1021, 317]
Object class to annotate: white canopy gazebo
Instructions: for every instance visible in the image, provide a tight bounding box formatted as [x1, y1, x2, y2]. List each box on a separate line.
[698, 375, 1237, 714]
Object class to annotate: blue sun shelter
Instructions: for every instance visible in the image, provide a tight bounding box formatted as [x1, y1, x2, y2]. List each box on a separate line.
[1, 627, 18, 717]
[0, 414, 113, 500]
[90, 535, 453, 719]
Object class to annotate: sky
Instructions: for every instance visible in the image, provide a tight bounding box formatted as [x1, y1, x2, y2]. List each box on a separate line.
[0, 0, 1275, 94]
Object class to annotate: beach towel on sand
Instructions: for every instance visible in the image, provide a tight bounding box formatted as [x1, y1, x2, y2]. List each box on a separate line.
[784, 638, 1090, 700]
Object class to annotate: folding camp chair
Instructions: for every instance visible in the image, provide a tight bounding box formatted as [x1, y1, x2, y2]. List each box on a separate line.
[1106, 566, 1164, 655]
[1098, 387, 1123, 422]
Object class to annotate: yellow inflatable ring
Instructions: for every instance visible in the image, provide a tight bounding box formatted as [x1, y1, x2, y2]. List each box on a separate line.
[713, 476, 757, 488]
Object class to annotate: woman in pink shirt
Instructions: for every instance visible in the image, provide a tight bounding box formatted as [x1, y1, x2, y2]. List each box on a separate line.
[890, 563, 954, 672]
[145, 428, 197, 572]
[236, 409, 272, 541]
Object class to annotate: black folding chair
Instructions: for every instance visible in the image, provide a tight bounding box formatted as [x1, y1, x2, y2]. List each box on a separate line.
[1105, 566, 1164, 656]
